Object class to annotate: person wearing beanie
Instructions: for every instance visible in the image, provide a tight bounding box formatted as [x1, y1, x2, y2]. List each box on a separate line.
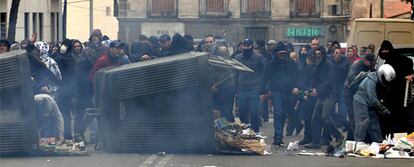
[234, 39, 265, 133]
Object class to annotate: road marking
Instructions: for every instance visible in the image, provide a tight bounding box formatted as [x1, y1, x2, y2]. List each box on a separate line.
[154, 154, 174, 167]
[138, 154, 158, 167]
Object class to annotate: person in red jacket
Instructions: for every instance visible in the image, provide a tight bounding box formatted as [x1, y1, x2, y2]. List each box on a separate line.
[89, 40, 123, 82]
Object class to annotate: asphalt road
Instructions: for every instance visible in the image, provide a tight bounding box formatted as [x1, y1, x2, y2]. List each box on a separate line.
[1, 120, 414, 167]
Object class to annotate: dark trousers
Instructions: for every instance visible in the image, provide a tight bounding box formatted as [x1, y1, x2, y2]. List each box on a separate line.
[238, 89, 260, 132]
[301, 97, 316, 143]
[311, 96, 342, 145]
[353, 100, 383, 143]
[271, 92, 291, 143]
[57, 92, 75, 139]
[260, 99, 269, 121]
[286, 97, 303, 135]
[212, 88, 235, 122]
[344, 88, 356, 140]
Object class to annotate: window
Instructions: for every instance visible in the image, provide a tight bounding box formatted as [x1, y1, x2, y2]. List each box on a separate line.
[241, 0, 271, 17]
[200, 0, 230, 17]
[148, 0, 177, 17]
[246, 27, 268, 41]
[24, 13, 29, 39]
[290, 0, 320, 17]
[39, 13, 43, 41]
[32, 13, 37, 36]
[0, 13, 6, 38]
[50, 13, 55, 42]
[106, 7, 111, 16]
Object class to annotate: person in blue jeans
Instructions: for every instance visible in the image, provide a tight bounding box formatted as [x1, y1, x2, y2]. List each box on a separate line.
[234, 39, 265, 132]
[260, 42, 300, 146]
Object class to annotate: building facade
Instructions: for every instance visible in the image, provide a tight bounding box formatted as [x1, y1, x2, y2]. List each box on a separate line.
[116, 0, 351, 45]
[67, 0, 119, 42]
[0, 0, 62, 42]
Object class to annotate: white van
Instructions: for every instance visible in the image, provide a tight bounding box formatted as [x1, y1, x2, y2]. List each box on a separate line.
[347, 18, 414, 52]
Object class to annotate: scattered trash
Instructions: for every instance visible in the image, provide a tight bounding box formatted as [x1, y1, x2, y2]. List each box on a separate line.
[297, 150, 326, 156]
[287, 141, 299, 152]
[37, 137, 88, 156]
[296, 132, 414, 159]
[215, 118, 271, 155]
[157, 152, 166, 156]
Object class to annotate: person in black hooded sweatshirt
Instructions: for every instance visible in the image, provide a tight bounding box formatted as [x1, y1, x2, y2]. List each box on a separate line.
[377, 40, 414, 135]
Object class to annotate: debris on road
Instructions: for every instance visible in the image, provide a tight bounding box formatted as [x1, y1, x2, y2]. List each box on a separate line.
[296, 132, 414, 159]
[37, 137, 88, 156]
[214, 118, 271, 155]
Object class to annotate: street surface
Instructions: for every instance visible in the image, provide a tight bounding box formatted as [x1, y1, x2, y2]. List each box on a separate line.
[1, 120, 414, 167]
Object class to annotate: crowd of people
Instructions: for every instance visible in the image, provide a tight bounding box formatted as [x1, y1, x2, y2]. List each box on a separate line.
[0, 29, 413, 150]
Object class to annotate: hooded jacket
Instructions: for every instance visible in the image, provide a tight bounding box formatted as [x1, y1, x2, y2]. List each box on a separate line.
[260, 55, 300, 95]
[234, 51, 265, 91]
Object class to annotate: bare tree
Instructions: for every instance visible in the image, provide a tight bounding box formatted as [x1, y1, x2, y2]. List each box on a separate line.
[7, 0, 21, 41]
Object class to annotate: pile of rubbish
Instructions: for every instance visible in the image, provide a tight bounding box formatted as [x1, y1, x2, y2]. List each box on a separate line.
[214, 118, 271, 155]
[341, 133, 414, 159]
[289, 132, 414, 159]
[37, 137, 88, 156]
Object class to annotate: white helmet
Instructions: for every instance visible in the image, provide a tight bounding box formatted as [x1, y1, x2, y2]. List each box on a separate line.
[377, 64, 396, 86]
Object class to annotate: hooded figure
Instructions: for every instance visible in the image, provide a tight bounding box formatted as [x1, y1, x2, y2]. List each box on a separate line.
[260, 41, 300, 146]
[234, 38, 265, 133]
[34, 42, 62, 81]
[171, 33, 187, 55]
[377, 40, 414, 134]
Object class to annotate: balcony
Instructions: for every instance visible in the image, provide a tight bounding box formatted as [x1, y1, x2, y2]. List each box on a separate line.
[241, 0, 271, 18]
[200, 0, 231, 17]
[148, 0, 178, 18]
[290, 0, 320, 17]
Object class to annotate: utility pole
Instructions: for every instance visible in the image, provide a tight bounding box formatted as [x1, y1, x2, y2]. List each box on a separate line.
[63, 0, 67, 39]
[380, 0, 384, 18]
[90, 0, 93, 35]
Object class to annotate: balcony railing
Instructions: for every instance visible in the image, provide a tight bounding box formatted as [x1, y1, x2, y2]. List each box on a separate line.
[290, 0, 320, 17]
[148, 0, 178, 18]
[241, 0, 271, 17]
[200, 0, 230, 17]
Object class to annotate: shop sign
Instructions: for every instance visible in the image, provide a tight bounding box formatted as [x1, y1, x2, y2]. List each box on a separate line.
[287, 27, 322, 37]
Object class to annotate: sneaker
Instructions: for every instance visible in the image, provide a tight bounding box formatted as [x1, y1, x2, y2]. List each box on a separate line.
[303, 143, 321, 149]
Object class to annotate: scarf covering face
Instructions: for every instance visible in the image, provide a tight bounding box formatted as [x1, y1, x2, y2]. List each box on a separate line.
[34, 41, 62, 80]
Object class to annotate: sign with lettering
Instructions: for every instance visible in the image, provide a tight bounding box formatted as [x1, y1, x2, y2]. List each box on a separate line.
[287, 27, 322, 37]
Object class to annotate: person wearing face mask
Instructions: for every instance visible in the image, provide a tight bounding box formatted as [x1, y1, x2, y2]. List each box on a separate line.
[54, 39, 79, 140]
[204, 34, 220, 56]
[377, 40, 414, 135]
[234, 39, 265, 133]
[260, 42, 300, 146]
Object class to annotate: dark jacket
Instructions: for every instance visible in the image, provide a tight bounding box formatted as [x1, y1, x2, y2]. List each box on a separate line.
[310, 57, 334, 100]
[261, 56, 300, 95]
[330, 55, 350, 96]
[234, 52, 265, 91]
[344, 60, 371, 92]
